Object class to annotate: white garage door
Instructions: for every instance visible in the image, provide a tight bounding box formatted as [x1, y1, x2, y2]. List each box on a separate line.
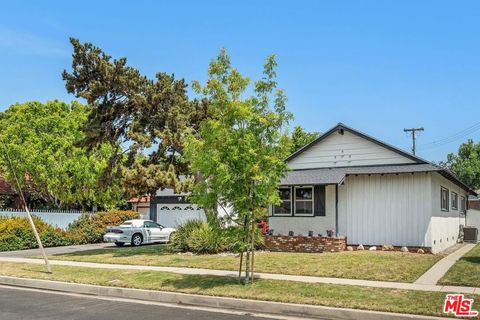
[156, 203, 206, 228]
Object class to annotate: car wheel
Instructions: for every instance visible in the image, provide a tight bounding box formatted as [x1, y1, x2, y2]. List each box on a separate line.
[114, 242, 125, 247]
[131, 234, 143, 246]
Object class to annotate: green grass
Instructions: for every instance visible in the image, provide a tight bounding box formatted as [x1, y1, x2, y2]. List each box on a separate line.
[0, 261, 475, 318]
[48, 244, 442, 283]
[439, 243, 480, 287]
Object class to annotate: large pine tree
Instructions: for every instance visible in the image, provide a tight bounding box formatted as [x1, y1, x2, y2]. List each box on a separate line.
[63, 38, 208, 197]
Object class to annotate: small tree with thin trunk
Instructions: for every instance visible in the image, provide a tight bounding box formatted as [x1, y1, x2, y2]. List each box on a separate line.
[184, 50, 292, 283]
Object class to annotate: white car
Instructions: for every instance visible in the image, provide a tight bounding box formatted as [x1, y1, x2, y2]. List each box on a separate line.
[103, 219, 176, 247]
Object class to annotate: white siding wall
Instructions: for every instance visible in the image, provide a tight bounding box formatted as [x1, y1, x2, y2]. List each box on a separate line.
[466, 209, 480, 229]
[429, 173, 467, 253]
[289, 130, 415, 170]
[268, 185, 336, 236]
[337, 173, 432, 247]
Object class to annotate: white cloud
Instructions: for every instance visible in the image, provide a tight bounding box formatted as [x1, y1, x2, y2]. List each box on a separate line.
[0, 28, 68, 57]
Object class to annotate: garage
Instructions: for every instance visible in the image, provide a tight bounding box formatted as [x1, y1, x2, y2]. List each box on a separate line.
[149, 193, 206, 228]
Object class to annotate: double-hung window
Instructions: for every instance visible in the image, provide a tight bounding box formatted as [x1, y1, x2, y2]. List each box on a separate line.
[451, 192, 458, 210]
[441, 187, 449, 211]
[274, 187, 292, 215]
[294, 186, 314, 216]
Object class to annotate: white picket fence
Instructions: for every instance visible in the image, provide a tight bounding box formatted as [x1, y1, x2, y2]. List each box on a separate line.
[0, 208, 94, 230]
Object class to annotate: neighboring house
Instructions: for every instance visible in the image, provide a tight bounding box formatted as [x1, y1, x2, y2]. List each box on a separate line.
[466, 195, 480, 230]
[129, 196, 151, 219]
[268, 123, 477, 254]
[468, 195, 480, 210]
[0, 175, 21, 209]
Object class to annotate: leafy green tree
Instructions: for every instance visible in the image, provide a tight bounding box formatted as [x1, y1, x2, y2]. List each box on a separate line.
[290, 126, 319, 154]
[446, 139, 480, 190]
[63, 38, 207, 197]
[0, 100, 124, 209]
[184, 50, 292, 283]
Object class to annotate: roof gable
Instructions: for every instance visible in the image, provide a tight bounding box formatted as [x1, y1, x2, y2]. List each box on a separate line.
[287, 123, 427, 170]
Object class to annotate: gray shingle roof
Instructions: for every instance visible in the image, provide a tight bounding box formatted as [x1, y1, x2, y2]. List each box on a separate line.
[280, 164, 441, 186]
[280, 168, 346, 185]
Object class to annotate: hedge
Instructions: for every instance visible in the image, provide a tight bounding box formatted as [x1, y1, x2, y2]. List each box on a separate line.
[0, 216, 73, 251]
[0, 210, 140, 251]
[67, 210, 139, 244]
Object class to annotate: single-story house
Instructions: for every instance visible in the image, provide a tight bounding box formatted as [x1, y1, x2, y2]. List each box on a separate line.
[268, 123, 477, 254]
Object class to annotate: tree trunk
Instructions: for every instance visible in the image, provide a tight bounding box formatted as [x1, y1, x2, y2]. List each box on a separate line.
[250, 221, 256, 283]
[238, 215, 248, 282]
[244, 222, 251, 285]
[238, 251, 243, 282]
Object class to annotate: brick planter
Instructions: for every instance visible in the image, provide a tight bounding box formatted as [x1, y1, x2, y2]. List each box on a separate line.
[264, 235, 346, 253]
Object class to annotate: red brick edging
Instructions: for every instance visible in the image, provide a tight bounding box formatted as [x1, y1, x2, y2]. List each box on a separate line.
[264, 235, 346, 253]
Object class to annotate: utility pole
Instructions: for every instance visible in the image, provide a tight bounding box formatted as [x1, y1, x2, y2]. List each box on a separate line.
[404, 127, 424, 155]
[0, 137, 52, 273]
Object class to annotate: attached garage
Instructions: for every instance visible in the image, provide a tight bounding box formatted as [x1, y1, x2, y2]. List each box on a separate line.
[149, 193, 206, 228]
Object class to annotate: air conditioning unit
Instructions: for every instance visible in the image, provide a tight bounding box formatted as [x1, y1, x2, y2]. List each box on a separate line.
[463, 227, 478, 242]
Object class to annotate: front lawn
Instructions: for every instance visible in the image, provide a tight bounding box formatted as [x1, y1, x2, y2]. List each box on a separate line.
[48, 245, 442, 283]
[439, 243, 480, 287]
[0, 261, 475, 318]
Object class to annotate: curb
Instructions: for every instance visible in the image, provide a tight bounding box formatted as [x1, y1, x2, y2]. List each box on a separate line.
[0, 276, 446, 320]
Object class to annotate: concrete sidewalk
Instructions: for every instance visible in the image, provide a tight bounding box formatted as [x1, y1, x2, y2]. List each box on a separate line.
[1, 256, 479, 295]
[415, 243, 475, 285]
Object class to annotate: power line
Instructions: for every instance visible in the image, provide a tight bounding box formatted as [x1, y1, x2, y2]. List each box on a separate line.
[418, 122, 480, 151]
[419, 122, 480, 146]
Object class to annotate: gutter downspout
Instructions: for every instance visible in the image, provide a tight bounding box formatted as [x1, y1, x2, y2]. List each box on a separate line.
[335, 184, 339, 237]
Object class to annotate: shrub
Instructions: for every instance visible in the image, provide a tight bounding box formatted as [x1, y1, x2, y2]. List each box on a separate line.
[169, 219, 204, 252]
[186, 222, 227, 254]
[0, 216, 73, 251]
[170, 220, 265, 254]
[0, 210, 140, 251]
[67, 210, 139, 244]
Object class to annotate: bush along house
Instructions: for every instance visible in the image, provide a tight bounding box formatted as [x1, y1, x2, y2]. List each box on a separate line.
[267, 123, 477, 254]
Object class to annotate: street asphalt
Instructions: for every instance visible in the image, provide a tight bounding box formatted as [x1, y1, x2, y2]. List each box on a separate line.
[0, 286, 283, 320]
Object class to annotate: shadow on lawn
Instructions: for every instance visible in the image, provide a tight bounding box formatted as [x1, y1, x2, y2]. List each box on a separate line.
[162, 273, 242, 291]
[461, 256, 480, 264]
[53, 243, 170, 258]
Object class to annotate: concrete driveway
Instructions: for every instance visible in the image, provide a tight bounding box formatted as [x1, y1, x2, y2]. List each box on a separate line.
[0, 243, 115, 258]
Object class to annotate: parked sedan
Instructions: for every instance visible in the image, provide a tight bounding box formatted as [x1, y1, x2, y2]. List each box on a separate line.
[103, 219, 176, 247]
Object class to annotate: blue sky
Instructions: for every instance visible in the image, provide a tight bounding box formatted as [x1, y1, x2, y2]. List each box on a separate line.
[1, 1, 479, 162]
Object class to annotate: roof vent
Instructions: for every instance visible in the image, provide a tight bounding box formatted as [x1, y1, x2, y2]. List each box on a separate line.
[338, 128, 344, 135]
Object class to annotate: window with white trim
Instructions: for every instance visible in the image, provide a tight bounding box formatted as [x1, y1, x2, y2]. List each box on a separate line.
[451, 192, 458, 210]
[294, 186, 314, 216]
[274, 187, 291, 215]
[441, 187, 449, 211]
[460, 196, 466, 213]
